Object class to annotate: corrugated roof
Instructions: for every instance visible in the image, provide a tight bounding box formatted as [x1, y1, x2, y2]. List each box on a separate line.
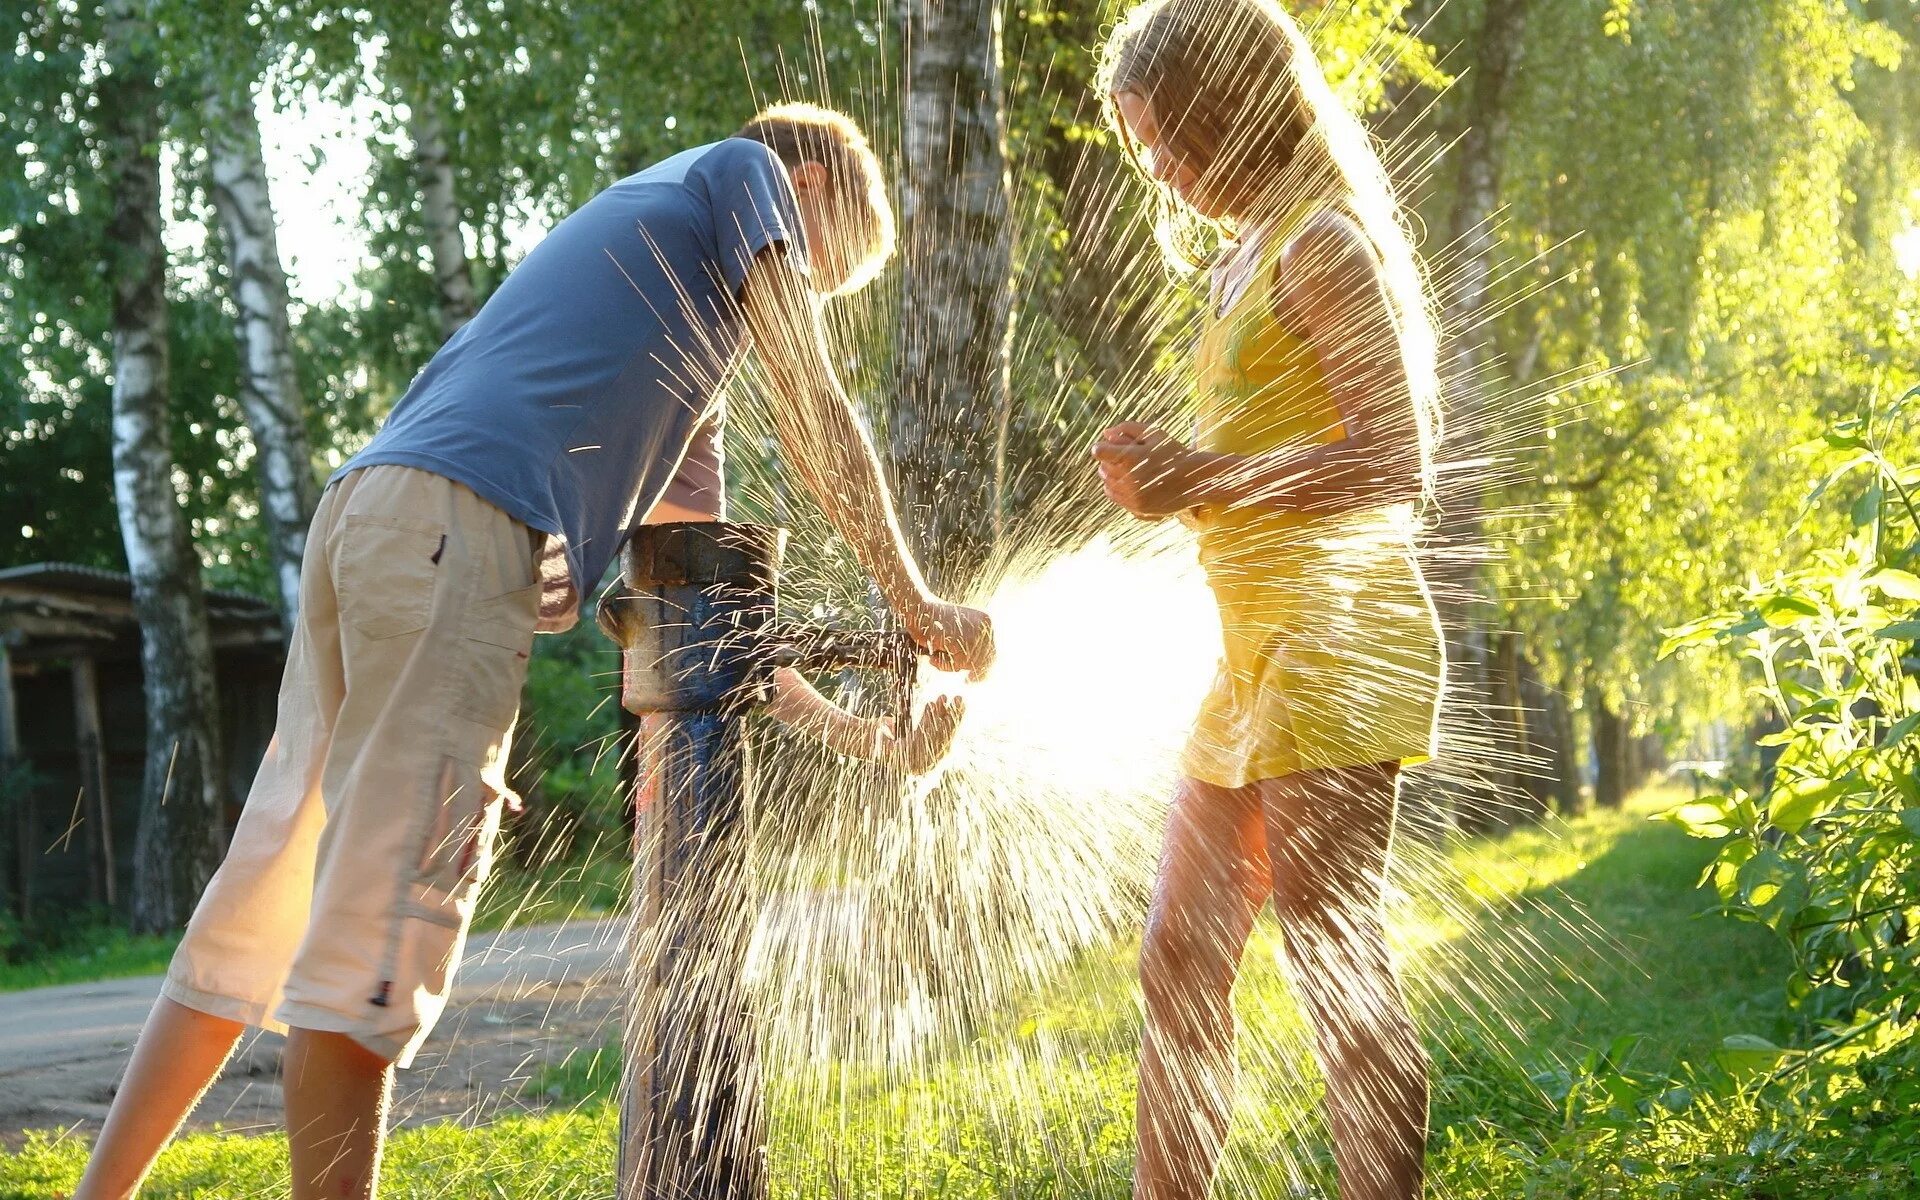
[0, 561, 277, 616]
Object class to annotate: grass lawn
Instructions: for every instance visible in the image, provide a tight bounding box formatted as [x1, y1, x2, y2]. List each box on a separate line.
[3, 781, 1913, 1198]
[0, 926, 181, 994]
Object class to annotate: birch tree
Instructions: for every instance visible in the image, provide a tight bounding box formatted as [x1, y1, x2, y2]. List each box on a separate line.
[101, 0, 227, 932]
[407, 85, 478, 342]
[204, 72, 318, 625]
[893, 0, 1015, 590]
[1436, 0, 1533, 829]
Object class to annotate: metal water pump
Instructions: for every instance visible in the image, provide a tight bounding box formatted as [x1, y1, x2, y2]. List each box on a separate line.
[596, 521, 916, 1200]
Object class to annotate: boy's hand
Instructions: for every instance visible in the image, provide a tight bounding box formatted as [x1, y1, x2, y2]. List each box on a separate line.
[1090, 422, 1213, 520]
[882, 694, 966, 774]
[538, 583, 581, 633]
[903, 600, 995, 679]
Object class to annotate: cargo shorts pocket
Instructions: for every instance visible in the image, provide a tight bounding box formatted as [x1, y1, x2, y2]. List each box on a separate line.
[453, 583, 540, 727]
[406, 756, 505, 930]
[366, 757, 505, 1030]
[337, 514, 446, 640]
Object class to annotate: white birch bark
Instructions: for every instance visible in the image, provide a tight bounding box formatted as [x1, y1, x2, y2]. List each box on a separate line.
[206, 75, 318, 626]
[409, 90, 477, 342]
[893, 0, 1015, 589]
[103, 0, 228, 932]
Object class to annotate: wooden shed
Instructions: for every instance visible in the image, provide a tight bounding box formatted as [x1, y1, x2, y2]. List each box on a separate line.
[0, 563, 284, 925]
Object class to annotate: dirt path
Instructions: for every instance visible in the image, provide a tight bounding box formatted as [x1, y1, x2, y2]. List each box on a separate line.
[0, 920, 624, 1148]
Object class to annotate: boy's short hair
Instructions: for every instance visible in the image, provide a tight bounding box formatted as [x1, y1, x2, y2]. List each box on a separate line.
[736, 103, 895, 294]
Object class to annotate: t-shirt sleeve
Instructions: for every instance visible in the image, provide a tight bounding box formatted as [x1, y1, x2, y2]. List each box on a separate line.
[707, 139, 809, 299]
[658, 404, 727, 519]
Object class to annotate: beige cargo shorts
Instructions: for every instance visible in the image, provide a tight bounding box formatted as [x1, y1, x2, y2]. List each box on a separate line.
[162, 464, 542, 1066]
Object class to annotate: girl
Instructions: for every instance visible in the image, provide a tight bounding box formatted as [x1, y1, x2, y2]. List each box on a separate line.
[1089, 3, 1445, 1198]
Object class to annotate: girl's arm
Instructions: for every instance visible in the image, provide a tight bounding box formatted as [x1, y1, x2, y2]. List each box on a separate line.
[1092, 213, 1424, 519]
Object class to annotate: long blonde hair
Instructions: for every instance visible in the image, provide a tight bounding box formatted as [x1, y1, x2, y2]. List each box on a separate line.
[1096, 0, 1442, 480]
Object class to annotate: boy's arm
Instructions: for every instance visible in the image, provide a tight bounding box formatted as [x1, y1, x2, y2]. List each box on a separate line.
[641, 494, 964, 773]
[739, 250, 994, 678]
[765, 666, 889, 759]
[765, 667, 964, 774]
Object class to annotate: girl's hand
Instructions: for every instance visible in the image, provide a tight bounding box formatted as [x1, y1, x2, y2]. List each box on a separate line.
[1090, 423, 1210, 520]
[879, 695, 966, 774]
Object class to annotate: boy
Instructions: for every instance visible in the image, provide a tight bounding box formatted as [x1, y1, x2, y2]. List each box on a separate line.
[73, 103, 992, 1200]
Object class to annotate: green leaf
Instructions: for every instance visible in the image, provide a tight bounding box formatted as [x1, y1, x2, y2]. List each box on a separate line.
[1786, 973, 1812, 1005]
[1736, 849, 1793, 908]
[1778, 677, 1823, 705]
[1900, 810, 1920, 840]
[1878, 712, 1920, 749]
[1760, 594, 1822, 626]
[1660, 800, 1733, 839]
[1875, 621, 1920, 641]
[1658, 614, 1737, 658]
[1716, 1034, 1785, 1081]
[1865, 568, 1920, 601]
[1770, 776, 1846, 835]
[1852, 480, 1885, 529]
[1791, 697, 1841, 723]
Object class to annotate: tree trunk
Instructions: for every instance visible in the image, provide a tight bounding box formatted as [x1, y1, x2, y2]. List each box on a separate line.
[1528, 662, 1582, 816]
[1498, 626, 1547, 824]
[1458, 622, 1528, 835]
[1430, 0, 1532, 827]
[1428, 0, 1528, 833]
[1442, 0, 1527, 385]
[1590, 690, 1628, 811]
[1628, 731, 1664, 795]
[408, 88, 478, 343]
[893, 0, 1014, 592]
[205, 75, 318, 627]
[103, 0, 228, 933]
[71, 656, 115, 909]
[0, 636, 27, 925]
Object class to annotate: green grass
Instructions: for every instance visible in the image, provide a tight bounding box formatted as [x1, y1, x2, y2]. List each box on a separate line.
[470, 853, 627, 934]
[0, 924, 180, 994]
[4, 781, 1915, 1198]
[1436, 785, 1797, 1060]
[0, 1111, 619, 1199]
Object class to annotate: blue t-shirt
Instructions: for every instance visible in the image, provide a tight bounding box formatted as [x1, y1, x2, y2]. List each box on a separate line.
[333, 138, 805, 593]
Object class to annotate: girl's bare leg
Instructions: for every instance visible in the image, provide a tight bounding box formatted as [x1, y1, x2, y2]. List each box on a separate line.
[1262, 762, 1427, 1200]
[1135, 778, 1272, 1200]
[283, 1027, 394, 1200]
[71, 996, 247, 1200]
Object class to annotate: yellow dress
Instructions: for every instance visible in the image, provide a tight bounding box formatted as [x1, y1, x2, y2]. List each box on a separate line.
[1180, 206, 1445, 789]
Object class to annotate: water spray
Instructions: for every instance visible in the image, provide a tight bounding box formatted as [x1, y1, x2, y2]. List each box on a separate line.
[597, 520, 917, 1200]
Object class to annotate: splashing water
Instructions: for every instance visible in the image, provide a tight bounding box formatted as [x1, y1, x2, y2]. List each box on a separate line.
[943, 529, 1220, 813]
[287, 4, 1631, 1197]
[737, 531, 1215, 1059]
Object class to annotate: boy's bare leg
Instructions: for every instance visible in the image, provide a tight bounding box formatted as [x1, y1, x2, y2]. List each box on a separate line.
[72, 996, 247, 1200]
[283, 1027, 394, 1200]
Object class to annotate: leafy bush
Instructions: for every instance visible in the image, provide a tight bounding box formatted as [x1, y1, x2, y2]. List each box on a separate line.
[1658, 387, 1920, 1068]
[507, 614, 629, 869]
